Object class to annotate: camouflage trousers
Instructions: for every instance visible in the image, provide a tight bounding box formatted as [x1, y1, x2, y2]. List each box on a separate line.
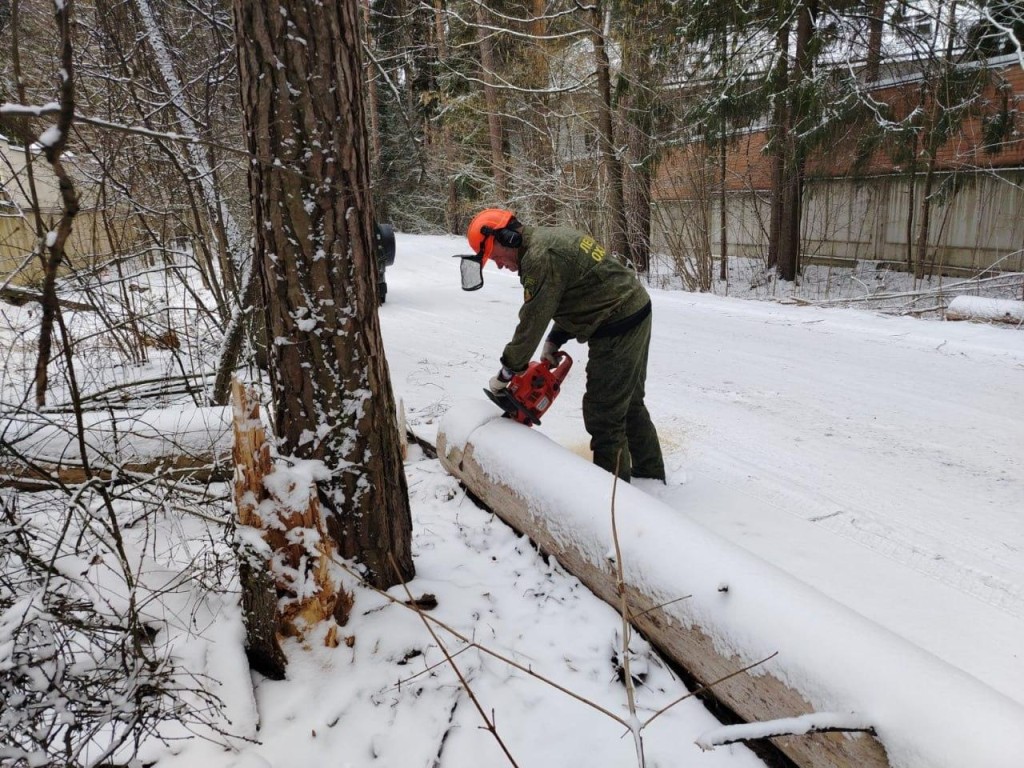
[583, 312, 665, 483]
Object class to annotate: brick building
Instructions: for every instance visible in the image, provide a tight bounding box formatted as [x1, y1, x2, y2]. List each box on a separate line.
[652, 56, 1024, 275]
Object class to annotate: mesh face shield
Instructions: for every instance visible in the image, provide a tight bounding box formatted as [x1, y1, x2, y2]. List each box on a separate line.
[456, 254, 484, 291]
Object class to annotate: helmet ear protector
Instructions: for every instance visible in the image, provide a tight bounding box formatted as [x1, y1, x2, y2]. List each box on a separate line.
[479, 223, 523, 250]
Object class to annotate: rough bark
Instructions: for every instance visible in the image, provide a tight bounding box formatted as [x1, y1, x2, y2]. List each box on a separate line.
[592, 3, 628, 259]
[211, 252, 259, 405]
[476, 2, 509, 202]
[232, 0, 414, 589]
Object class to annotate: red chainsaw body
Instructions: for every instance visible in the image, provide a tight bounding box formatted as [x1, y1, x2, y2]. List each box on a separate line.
[503, 352, 573, 426]
[483, 352, 573, 426]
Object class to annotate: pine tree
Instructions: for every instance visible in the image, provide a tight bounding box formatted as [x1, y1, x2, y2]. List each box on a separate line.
[232, 0, 414, 593]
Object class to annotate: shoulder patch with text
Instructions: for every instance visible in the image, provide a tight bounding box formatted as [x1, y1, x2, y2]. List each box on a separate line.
[578, 235, 606, 262]
[523, 276, 537, 302]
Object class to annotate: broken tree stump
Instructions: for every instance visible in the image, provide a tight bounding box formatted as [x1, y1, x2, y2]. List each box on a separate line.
[230, 380, 350, 678]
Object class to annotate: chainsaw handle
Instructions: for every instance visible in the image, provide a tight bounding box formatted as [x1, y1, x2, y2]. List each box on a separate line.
[549, 351, 573, 380]
[546, 350, 570, 368]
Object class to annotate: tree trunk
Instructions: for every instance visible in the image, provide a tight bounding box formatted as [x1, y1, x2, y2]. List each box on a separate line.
[904, 83, 926, 272]
[232, 0, 414, 591]
[592, 2, 628, 259]
[624, 148, 653, 273]
[434, 0, 460, 233]
[476, 2, 509, 202]
[914, 161, 937, 281]
[134, 0, 245, 303]
[904, 172, 917, 271]
[212, 254, 259, 405]
[620, 4, 656, 273]
[767, 16, 790, 271]
[526, 0, 558, 225]
[910, 0, 961, 283]
[719, 135, 728, 282]
[865, 0, 886, 82]
[362, 0, 384, 212]
[776, 0, 817, 282]
[237, 555, 287, 679]
[32, 0, 79, 407]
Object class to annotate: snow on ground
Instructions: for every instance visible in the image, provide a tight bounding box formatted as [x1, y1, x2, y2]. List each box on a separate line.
[4, 231, 1023, 767]
[375, 232, 1024, 765]
[438, 402, 1024, 768]
[384, 234, 1024, 637]
[141, 442, 767, 768]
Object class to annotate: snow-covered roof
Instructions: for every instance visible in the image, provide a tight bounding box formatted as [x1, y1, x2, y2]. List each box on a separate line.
[0, 135, 63, 212]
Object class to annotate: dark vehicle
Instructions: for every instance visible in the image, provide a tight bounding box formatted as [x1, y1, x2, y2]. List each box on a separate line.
[375, 223, 396, 304]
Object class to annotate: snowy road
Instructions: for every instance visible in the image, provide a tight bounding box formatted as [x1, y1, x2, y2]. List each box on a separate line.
[647, 291, 1021, 614]
[381, 233, 1024, 708]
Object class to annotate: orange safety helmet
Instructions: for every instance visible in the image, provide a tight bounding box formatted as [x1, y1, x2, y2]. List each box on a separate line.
[467, 208, 517, 265]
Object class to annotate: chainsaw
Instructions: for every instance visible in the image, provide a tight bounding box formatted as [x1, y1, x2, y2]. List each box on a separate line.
[484, 352, 573, 427]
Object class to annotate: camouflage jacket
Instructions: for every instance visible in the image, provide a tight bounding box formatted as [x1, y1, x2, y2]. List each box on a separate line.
[500, 225, 650, 372]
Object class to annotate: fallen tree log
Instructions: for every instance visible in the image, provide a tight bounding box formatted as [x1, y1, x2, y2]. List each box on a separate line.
[437, 402, 1024, 768]
[946, 295, 1024, 324]
[0, 406, 232, 489]
[0, 284, 95, 311]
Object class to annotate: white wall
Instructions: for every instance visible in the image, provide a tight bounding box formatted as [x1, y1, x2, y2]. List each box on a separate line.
[653, 169, 1024, 274]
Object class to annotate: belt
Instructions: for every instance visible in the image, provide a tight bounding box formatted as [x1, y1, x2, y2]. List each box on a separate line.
[591, 301, 651, 339]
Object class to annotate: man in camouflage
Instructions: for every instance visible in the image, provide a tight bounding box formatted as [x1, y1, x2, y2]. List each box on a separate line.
[466, 208, 665, 483]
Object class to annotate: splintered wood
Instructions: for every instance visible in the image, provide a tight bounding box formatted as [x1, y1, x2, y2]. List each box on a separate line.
[231, 380, 274, 530]
[398, 397, 408, 460]
[231, 379, 349, 649]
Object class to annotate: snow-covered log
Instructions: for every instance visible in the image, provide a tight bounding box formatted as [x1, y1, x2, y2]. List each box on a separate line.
[0, 284, 95, 311]
[0, 407, 231, 488]
[946, 296, 1024, 324]
[437, 402, 1024, 768]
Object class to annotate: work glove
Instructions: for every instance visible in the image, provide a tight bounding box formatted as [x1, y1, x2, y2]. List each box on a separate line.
[540, 340, 560, 367]
[489, 367, 514, 395]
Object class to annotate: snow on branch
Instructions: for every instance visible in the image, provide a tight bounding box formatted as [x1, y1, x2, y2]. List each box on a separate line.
[0, 102, 61, 116]
[696, 711, 876, 751]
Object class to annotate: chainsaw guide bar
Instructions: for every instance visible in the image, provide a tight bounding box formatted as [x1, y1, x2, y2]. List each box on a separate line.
[483, 388, 541, 426]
